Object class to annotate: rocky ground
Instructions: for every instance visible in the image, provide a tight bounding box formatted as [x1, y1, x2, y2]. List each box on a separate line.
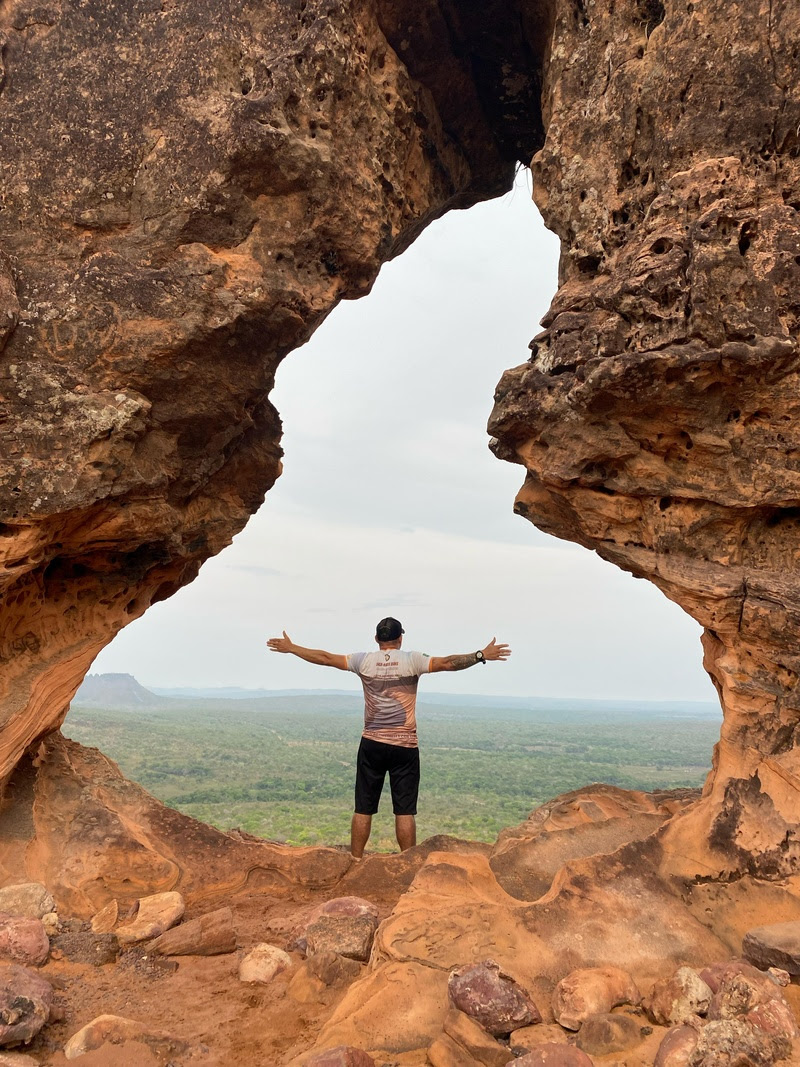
[4, 744, 800, 1066]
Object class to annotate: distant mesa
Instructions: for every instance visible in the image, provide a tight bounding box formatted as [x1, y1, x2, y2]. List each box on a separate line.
[74, 673, 164, 709]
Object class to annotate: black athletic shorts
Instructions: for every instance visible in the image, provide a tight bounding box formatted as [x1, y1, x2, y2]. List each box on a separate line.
[354, 736, 420, 816]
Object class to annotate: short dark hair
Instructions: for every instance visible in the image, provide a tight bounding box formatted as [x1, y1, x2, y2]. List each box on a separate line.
[375, 617, 404, 642]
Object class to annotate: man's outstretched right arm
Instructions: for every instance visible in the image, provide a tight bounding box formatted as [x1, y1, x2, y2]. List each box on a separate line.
[266, 631, 349, 671]
[429, 637, 511, 673]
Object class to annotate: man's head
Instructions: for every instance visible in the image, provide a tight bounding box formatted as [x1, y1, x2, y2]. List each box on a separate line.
[375, 617, 404, 647]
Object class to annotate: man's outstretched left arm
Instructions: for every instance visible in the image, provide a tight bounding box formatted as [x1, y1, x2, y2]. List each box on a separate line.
[266, 631, 349, 671]
[428, 637, 511, 673]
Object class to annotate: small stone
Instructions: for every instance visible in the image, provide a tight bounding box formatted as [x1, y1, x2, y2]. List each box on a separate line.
[0, 885, 55, 921]
[40, 913, 58, 937]
[742, 922, 800, 976]
[508, 1045, 594, 1066]
[63, 1013, 190, 1060]
[0, 1052, 42, 1066]
[239, 942, 292, 984]
[552, 966, 641, 1030]
[90, 899, 119, 934]
[575, 1012, 646, 1055]
[645, 967, 712, 1025]
[0, 915, 49, 967]
[305, 1047, 376, 1067]
[449, 960, 541, 1037]
[509, 1024, 569, 1054]
[688, 1019, 774, 1067]
[0, 963, 52, 1047]
[287, 951, 361, 1004]
[305, 914, 377, 963]
[654, 1024, 701, 1067]
[115, 891, 184, 946]
[745, 997, 798, 1059]
[766, 968, 790, 987]
[442, 1008, 510, 1066]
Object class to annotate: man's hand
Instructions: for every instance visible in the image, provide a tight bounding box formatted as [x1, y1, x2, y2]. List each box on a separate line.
[267, 631, 294, 654]
[265, 632, 348, 670]
[429, 638, 512, 673]
[482, 637, 511, 662]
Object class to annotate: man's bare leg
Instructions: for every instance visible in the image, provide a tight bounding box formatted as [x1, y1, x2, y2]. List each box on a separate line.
[395, 814, 416, 851]
[350, 813, 372, 858]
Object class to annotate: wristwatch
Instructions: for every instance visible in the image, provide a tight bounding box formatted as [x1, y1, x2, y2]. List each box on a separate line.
[475, 650, 486, 665]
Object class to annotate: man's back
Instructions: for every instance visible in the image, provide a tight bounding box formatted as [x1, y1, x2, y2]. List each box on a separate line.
[347, 648, 430, 748]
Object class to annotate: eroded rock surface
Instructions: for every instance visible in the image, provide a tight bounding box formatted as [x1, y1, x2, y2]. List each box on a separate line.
[0, 0, 546, 788]
[488, 0, 800, 880]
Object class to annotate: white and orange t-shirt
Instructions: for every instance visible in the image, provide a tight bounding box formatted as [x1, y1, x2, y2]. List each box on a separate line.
[347, 649, 432, 748]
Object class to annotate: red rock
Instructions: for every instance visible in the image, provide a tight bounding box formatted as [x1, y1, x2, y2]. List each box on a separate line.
[653, 1025, 700, 1067]
[289, 898, 379, 956]
[706, 961, 788, 1020]
[305, 1048, 376, 1067]
[645, 967, 712, 1025]
[745, 998, 798, 1059]
[0, 963, 52, 1047]
[448, 959, 541, 1037]
[508, 1045, 594, 1067]
[305, 915, 377, 963]
[552, 967, 641, 1030]
[0, 915, 48, 967]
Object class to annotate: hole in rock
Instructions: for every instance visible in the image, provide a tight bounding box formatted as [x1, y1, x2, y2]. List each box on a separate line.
[82, 171, 715, 849]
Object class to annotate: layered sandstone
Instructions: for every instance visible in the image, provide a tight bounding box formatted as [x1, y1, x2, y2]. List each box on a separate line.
[489, 0, 800, 879]
[0, 0, 547, 785]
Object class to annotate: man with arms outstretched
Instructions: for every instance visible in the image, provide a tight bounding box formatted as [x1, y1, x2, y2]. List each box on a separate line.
[266, 618, 511, 858]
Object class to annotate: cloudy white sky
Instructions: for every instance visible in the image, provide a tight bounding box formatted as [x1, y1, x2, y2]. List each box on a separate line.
[93, 172, 715, 703]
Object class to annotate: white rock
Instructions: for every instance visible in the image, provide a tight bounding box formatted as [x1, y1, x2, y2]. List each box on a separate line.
[0, 884, 55, 921]
[40, 913, 59, 936]
[115, 892, 184, 946]
[239, 943, 292, 984]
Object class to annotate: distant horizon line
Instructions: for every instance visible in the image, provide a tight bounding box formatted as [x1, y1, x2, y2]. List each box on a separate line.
[80, 672, 719, 708]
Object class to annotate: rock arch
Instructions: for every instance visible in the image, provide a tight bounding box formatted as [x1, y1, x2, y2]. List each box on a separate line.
[2, 0, 800, 883]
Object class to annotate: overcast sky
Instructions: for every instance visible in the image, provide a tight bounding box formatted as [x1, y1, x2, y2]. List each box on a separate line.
[93, 172, 715, 703]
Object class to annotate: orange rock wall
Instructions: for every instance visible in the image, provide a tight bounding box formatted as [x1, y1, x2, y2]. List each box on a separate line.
[489, 0, 800, 877]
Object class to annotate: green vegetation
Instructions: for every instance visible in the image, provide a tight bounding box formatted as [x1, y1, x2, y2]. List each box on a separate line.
[64, 695, 720, 851]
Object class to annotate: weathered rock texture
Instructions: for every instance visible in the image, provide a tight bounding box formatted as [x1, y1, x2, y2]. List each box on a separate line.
[488, 0, 800, 879]
[0, 0, 548, 785]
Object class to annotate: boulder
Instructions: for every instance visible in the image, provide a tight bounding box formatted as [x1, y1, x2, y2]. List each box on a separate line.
[575, 1012, 646, 1056]
[115, 892, 184, 946]
[304, 1048, 376, 1067]
[0, 916, 48, 967]
[289, 898, 380, 956]
[305, 915, 377, 963]
[449, 960, 541, 1037]
[742, 922, 800, 976]
[645, 968, 713, 1025]
[552, 967, 641, 1030]
[689, 1019, 774, 1067]
[0, 963, 52, 1047]
[146, 907, 236, 957]
[0, 886, 55, 922]
[63, 1014, 190, 1060]
[654, 1025, 701, 1067]
[238, 943, 292, 984]
[508, 1046, 594, 1067]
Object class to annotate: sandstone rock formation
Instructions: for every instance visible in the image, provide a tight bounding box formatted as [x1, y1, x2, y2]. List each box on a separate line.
[487, 0, 800, 880]
[0, 0, 546, 787]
